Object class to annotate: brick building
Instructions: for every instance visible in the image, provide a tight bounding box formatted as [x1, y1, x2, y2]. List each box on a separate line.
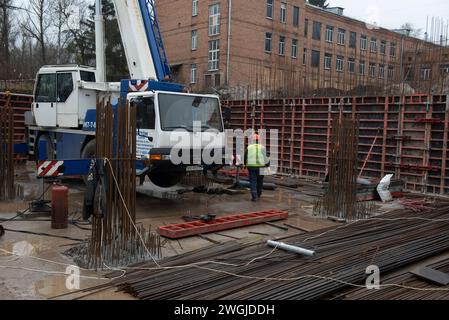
[156, 0, 449, 98]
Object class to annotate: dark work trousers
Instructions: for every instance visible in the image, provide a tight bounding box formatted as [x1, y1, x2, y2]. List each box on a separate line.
[248, 168, 264, 200]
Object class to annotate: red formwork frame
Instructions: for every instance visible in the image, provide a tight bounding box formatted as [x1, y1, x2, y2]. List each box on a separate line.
[224, 94, 449, 196]
[0, 92, 33, 161]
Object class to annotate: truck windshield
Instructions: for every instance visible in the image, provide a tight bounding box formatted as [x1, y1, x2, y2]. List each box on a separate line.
[158, 93, 223, 132]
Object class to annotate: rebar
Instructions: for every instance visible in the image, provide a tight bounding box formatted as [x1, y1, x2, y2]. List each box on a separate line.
[0, 93, 15, 201]
[71, 98, 161, 269]
[314, 114, 361, 220]
[80, 199, 449, 300]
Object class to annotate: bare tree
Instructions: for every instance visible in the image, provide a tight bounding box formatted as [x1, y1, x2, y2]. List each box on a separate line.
[0, 0, 19, 79]
[401, 22, 423, 38]
[22, 0, 52, 65]
[52, 0, 81, 64]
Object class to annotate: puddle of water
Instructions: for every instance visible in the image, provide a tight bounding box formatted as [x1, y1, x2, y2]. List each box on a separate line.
[35, 276, 68, 298]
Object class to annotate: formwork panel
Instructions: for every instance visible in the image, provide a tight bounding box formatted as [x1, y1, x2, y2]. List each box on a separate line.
[225, 94, 449, 195]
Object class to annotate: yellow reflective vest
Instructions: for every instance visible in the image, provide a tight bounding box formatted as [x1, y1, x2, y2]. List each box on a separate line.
[246, 144, 267, 168]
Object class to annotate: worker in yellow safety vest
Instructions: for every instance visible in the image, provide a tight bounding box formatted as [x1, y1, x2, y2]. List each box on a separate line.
[244, 133, 270, 201]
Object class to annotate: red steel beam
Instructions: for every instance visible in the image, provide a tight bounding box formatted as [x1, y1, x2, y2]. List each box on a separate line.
[158, 210, 289, 239]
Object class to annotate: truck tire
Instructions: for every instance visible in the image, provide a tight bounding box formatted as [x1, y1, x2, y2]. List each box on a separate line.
[35, 134, 55, 162]
[149, 171, 184, 188]
[81, 139, 96, 185]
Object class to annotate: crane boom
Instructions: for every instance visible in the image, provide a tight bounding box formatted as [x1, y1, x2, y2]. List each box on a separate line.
[111, 0, 171, 81]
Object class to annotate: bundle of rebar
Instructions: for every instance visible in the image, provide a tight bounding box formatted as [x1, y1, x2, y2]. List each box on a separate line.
[0, 93, 15, 201]
[314, 115, 360, 220]
[81, 99, 161, 269]
[79, 199, 449, 300]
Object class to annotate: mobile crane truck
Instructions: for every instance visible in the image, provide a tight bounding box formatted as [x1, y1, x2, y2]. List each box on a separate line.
[22, 0, 226, 199]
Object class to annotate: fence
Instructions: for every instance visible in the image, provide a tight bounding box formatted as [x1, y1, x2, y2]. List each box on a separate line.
[224, 94, 449, 195]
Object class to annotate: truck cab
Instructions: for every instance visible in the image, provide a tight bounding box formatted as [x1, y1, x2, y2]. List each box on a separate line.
[129, 90, 225, 186]
[32, 65, 119, 129]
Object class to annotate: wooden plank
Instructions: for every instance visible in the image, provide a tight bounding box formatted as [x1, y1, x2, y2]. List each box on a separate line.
[411, 267, 449, 286]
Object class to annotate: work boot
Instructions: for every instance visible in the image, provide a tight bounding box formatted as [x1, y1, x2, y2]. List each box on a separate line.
[251, 197, 257, 202]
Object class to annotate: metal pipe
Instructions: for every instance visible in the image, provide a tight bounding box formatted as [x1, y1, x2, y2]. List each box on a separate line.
[267, 240, 316, 257]
[226, 0, 232, 85]
[95, 0, 106, 82]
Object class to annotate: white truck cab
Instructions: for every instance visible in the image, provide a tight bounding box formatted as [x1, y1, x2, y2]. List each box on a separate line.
[32, 65, 119, 128]
[128, 91, 225, 160]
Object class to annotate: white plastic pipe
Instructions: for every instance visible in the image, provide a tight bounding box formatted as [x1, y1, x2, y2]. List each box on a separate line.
[95, 0, 106, 83]
[267, 240, 316, 257]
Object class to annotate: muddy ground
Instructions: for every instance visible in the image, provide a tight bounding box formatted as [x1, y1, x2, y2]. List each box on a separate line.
[1, 162, 397, 300]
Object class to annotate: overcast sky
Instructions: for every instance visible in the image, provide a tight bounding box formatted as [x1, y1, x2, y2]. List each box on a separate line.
[328, 0, 449, 35]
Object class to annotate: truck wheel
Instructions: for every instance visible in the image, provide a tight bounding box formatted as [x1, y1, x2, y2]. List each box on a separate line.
[81, 139, 96, 185]
[149, 171, 184, 188]
[35, 134, 55, 162]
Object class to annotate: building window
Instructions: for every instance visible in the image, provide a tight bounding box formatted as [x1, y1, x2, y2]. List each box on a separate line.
[280, 2, 287, 23]
[208, 40, 219, 71]
[336, 56, 344, 72]
[266, 0, 273, 19]
[370, 38, 377, 53]
[348, 58, 355, 73]
[324, 53, 332, 70]
[214, 73, 221, 87]
[292, 39, 298, 58]
[422, 68, 432, 80]
[441, 64, 449, 75]
[369, 63, 376, 77]
[304, 19, 309, 37]
[191, 30, 198, 50]
[293, 6, 300, 27]
[390, 42, 397, 57]
[265, 32, 272, 53]
[190, 64, 197, 84]
[209, 4, 221, 36]
[311, 50, 320, 68]
[338, 29, 345, 45]
[349, 31, 356, 48]
[380, 41, 386, 55]
[325, 26, 334, 42]
[388, 66, 395, 79]
[359, 61, 366, 75]
[303, 48, 307, 65]
[192, 0, 198, 17]
[360, 35, 367, 51]
[279, 36, 286, 56]
[312, 21, 321, 40]
[379, 64, 385, 79]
